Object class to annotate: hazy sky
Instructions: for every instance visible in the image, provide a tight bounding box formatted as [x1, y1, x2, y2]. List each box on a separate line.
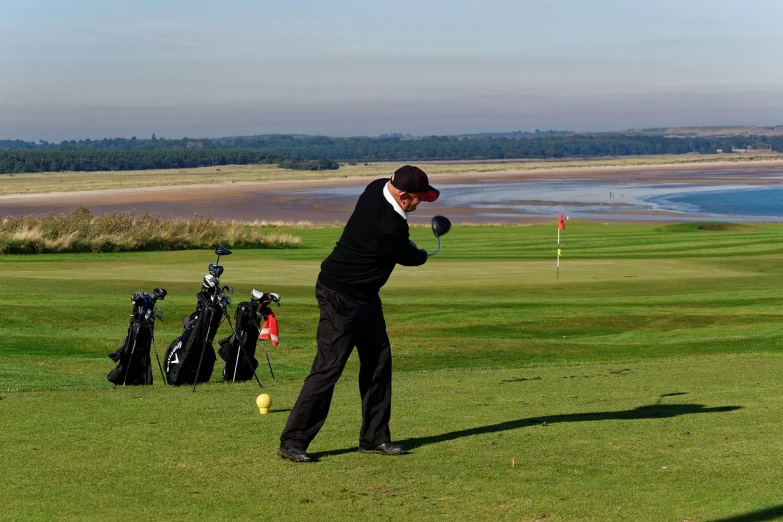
[1, 0, 782, 141]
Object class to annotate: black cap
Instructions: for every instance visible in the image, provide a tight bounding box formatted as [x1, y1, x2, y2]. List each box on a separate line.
[390, 165, 439, 202]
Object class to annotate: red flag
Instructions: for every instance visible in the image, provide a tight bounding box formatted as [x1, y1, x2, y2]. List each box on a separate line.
[558, 215, 565, 230]
[259, 310, 279, 346]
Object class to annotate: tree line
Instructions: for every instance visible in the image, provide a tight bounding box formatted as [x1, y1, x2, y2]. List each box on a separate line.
[214, 134, 782, 160]
[0, 150, 339, 174]
[2, 134, 782, 174]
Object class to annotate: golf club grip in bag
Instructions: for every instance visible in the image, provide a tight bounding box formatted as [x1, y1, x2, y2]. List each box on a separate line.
[107, 319, 154, 385]
[164, 294, 223, 386]
[217, 302, 260, 381]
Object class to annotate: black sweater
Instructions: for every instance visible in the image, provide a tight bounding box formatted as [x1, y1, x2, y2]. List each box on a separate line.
[319, 178, 428, 300]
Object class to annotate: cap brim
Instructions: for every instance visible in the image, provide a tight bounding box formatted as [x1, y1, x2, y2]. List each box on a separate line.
[415, 187, 439, 202]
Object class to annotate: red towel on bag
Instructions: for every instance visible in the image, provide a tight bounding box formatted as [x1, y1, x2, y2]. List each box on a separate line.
[259, 310, 279, 346]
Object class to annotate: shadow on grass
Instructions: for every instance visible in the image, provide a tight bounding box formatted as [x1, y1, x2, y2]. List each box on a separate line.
[710, 505, 783, 522]
[312, 403, 741, 459]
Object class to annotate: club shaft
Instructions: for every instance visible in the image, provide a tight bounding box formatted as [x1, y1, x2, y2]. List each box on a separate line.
[427, 236, 441, 257]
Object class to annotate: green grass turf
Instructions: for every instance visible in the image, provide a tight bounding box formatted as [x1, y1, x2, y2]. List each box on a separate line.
[2, 221, 783, 521]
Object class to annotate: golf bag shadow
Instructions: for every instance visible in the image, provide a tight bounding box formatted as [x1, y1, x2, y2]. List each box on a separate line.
[164, 293, 223, 386]
[218, 301, 260, 382]
[107, 289, 166, 386]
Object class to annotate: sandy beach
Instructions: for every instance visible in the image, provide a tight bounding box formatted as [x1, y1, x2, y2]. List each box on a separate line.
[2, 159, 783, 223]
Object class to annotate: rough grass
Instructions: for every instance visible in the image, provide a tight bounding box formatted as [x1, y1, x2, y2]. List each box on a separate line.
[0, 208, 301, 253]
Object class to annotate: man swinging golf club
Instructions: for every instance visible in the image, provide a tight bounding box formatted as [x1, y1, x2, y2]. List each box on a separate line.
[278, 165, 440, 462]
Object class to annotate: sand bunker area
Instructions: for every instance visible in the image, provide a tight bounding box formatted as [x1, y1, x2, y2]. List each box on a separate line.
[2, 159, 783, 224]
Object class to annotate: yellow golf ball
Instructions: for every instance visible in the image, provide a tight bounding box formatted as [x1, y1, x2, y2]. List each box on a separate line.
[256, 393, 272, 414]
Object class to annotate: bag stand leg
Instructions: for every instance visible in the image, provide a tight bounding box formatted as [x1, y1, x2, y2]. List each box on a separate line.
[151, 334, 167, 385]
[122, 323, 140, 386]
[223, 309, 263, 389]
[255, 324, 276, 380]
[232, 331, 243, 382]
[191, 315, 215, 393]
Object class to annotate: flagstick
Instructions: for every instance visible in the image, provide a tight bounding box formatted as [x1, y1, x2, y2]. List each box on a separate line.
[557, 227, 560, 279]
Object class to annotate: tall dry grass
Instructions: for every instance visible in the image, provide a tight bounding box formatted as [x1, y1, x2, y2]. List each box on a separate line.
[0, 208, 301, 254]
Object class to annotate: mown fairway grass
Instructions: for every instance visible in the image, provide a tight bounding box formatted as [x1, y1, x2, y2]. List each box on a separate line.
[2, 222, 783, 521]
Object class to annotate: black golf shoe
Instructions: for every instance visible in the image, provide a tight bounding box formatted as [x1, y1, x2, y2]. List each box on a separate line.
[277, 447, 314, 463]
[359, 442, 408, 456]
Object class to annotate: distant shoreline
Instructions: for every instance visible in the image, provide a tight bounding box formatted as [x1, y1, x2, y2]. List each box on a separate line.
[3, 155, 783, 199]
[2, 156, 783, 223]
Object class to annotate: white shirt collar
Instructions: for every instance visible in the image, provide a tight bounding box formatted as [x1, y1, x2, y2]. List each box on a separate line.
[383, 182, 408, 220]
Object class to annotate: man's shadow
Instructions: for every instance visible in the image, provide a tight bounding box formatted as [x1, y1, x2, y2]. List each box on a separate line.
[710, 504, 783, 522]
[312, 402, 741, 459]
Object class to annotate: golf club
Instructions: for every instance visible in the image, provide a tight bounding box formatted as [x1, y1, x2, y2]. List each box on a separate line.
[214, 245, 232, 266]
[251, 289, 281, 306]
[202, 274, 218, 291]
[253, 290, 281, 306]
[427, 215, 452, 256]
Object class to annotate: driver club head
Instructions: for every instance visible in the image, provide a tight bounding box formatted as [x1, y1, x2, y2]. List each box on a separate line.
[214, 245, 232, 264]
[251, 289, 263, 301]
[431, 215, 451, 238]
[153, 287, 167, 301]
[208, 264, 224, 277]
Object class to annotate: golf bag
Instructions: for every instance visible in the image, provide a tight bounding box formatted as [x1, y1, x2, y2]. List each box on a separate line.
[107, 289, 166, 386]
[164, 292, 223, 386]
[217, 301, 260, 382]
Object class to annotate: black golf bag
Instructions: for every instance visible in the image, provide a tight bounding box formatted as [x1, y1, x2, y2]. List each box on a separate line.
[107, 289, 166, 386]
[218, 301, 261, 382]
[164, 293, 224, 386]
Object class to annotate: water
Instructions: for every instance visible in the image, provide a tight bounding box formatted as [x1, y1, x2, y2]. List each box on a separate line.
[282, 180, 783, 222]
[646, 187, 783, 219]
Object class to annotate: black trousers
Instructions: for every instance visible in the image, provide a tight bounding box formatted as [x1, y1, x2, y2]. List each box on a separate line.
[279, 281, 393, 450]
